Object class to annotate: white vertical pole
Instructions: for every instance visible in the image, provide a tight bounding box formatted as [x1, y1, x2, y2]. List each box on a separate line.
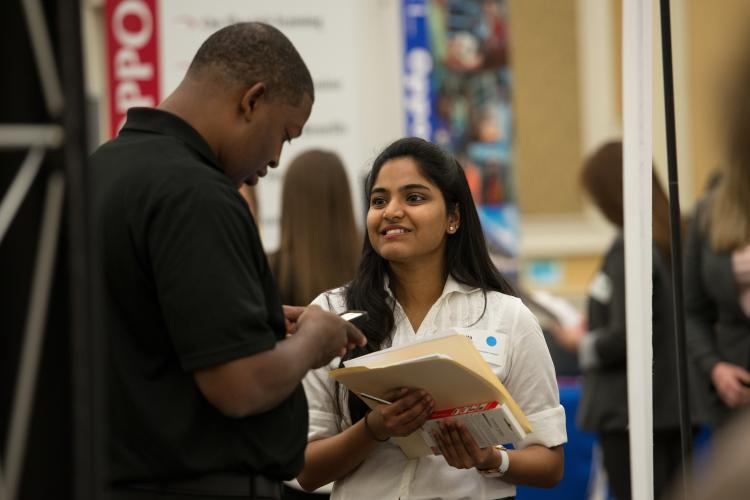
[623, 0, 654, 499]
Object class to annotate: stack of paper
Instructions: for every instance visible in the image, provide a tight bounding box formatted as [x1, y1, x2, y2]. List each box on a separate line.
[330, 332, 531, 458]
[420, 401, 526, 454]
[527, 289, 582, 328]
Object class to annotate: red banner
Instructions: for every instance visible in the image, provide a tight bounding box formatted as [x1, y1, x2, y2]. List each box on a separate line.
[105, 0, 160, 138]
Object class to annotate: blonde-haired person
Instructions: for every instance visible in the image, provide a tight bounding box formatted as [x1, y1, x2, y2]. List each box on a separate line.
[684, 53, 750, 426]
[239, 184, 259, 219]
[269, 149, 361, 306]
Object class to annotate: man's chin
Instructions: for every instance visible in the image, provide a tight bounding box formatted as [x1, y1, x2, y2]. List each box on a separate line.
[243, 175, 259, 186]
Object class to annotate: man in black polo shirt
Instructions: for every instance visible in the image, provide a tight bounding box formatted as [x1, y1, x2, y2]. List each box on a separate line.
[91, 23, 365, 499]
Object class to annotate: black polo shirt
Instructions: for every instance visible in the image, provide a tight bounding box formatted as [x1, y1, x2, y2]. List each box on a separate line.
[91, 108, 307, 484]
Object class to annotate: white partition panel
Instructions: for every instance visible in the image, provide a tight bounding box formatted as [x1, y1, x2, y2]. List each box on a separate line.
[622, 1, 654, 499]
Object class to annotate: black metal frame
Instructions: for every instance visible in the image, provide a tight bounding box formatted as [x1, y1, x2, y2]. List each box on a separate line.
[0, 1, 100, 499]
[58, 2, 102, 499]
[659, 0, 692, 494]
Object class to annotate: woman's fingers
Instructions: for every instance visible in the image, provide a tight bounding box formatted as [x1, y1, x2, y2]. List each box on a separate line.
[443, 421, 473, 468]
[433, 426, 459, 466]
[456, 422, 498, 467]
[397, 394, 434, 429]
[383, 387, 410, 402]
[457, 422, 482, 458]
[378, 388, 434, 436]
[433, 420, 499, 470]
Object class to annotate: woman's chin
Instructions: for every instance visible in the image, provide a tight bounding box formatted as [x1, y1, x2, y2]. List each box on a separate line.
[378, 249, 414, 264]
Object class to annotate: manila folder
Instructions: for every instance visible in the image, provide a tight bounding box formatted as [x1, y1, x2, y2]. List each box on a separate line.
[330, 345, 531, 458]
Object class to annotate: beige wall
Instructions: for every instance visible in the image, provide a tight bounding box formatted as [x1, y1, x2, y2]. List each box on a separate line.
[687, 0, 750, 198]
[511, 0, 750, 295]
[508, 0, 583, 215]
[605, 0, 750, 205]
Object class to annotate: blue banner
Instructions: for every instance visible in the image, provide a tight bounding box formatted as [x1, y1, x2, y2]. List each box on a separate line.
[401, 0, 519, 262]
[401, 0, 436, 140]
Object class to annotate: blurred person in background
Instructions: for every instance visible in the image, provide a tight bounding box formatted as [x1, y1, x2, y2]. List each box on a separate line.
[240, 184, 259, 219]
[550, 141, 690, 500]
[683, 49, 750, 427]
[268, 149, 361, 306]
[667, 408, 750, 500]
[269, 150, 361, 500]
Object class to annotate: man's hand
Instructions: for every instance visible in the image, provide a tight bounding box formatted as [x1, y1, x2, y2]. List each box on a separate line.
[283, 305, 305, 335]
[711, 361, 750, 408]
[296, 305, 367, 368]
[194, 306, 365, 418]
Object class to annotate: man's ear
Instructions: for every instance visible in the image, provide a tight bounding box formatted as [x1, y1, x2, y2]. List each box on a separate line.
[240, 83, 266, 120]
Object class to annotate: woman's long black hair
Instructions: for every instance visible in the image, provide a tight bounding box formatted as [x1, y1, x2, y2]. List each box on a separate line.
[334, 137, 516, 425]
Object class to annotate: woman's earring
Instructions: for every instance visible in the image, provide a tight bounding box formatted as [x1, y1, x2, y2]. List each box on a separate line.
[449, 226, 455, 232]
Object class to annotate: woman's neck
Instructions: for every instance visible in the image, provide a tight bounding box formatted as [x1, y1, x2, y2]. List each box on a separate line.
[389, 256, 446, 332]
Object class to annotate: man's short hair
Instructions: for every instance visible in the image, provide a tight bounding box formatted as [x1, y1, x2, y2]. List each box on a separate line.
[188, 22, 314, 105]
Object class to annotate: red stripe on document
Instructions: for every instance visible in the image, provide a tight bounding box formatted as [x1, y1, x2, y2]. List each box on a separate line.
[427, 401, 499, 420]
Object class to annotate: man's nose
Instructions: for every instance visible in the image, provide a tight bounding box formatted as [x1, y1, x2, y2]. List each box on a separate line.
[269, 145, 283, 168]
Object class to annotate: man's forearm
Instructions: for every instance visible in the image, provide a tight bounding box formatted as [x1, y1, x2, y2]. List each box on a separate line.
[194, 333, 320, 418]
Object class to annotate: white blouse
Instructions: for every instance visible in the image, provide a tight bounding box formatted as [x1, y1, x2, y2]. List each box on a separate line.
[303, 275, 567, 500]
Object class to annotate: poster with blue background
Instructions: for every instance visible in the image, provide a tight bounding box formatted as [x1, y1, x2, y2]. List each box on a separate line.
[402, 0, 520, 274]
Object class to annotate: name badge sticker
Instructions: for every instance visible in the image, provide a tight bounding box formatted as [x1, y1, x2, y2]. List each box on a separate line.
[460, 330, 507, 367]
[589, 271, 612, 305]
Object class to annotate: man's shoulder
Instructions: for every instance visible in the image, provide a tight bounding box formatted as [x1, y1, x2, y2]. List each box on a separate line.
[92, 132, 236, 206]
[92, 131, 214, 179]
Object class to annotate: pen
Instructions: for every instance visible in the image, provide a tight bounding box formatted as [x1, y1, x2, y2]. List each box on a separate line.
[359, 392, 392, 405]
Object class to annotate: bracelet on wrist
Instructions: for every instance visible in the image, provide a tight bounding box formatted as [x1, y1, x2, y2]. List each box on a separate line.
[478, 445, 510, 478]
[363, 411, 389, 442]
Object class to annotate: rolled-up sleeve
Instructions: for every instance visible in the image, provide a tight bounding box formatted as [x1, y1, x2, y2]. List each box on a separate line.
[505, 304, 568, 449]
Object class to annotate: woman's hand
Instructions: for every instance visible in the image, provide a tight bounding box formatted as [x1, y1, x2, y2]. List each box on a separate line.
[711, 361, 750, 408]
[731, 244, 750, 285]
[431, 420, 499, 470]
[549, 316, 587, 354]
[367, 388, 434, 440]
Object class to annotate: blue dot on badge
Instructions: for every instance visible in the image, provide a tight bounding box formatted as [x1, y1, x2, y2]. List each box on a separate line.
[486, 336, 497, 347]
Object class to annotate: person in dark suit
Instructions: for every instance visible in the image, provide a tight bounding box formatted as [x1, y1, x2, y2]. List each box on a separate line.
[683, 53, 750, 425]
[684, 196, 750, 425]
[551, 142, 691, 500]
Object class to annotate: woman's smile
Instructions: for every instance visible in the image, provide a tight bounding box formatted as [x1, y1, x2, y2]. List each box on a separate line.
[381, 225, 412, 239]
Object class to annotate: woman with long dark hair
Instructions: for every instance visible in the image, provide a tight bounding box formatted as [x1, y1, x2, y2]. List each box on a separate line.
[551, 141, 689, 500]
[269, 149, 360, 306]
[295, 138, 566, 499]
